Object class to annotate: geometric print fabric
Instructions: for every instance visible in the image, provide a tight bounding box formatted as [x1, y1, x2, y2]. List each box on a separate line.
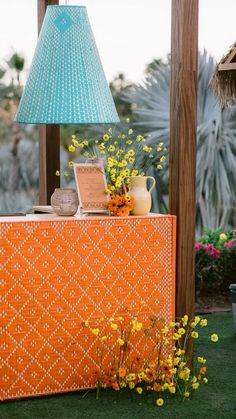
[0, 215, 176, 400]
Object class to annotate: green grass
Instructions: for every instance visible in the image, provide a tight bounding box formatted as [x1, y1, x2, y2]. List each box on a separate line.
[1, 313, 236, 419]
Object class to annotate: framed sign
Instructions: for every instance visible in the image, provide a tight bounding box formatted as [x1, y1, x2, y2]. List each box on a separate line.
[73, 162, 109, 213]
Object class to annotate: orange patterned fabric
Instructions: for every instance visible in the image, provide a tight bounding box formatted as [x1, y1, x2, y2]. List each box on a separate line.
[0, 215, 176, 400]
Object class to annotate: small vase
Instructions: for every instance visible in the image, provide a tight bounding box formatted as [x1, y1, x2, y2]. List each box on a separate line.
[123, 176, 156, 216]
[51, 188, 79, 216]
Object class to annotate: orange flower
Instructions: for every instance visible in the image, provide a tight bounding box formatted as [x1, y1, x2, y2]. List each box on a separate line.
[112, 382, 120, 391]
[153, 382, 161, 391]
[200, 366, 207, 375]
[116, 206, 130, 216]
[118, 367, 127, 378]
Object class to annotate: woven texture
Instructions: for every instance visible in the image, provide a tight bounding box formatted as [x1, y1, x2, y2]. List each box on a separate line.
[0, 215, 175, 400]
[15, 6, 119, 124]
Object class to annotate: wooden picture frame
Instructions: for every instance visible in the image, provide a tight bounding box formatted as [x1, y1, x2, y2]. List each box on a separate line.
[73, 162, 109, 213]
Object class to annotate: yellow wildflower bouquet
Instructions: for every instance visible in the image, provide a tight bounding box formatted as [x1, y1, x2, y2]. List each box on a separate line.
[65, 123, 167, 195]
[84, 311, 218, 406]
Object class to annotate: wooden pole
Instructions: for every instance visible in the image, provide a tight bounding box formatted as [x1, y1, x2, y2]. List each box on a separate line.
[38, 0, 60, 205]
[169, 0, 199, 320]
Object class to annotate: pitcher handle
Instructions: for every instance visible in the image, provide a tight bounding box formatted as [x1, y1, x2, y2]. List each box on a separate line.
[147, 176, 156, 193]
[122, 176, 129, 194]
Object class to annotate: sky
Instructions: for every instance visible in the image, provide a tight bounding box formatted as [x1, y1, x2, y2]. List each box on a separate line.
[1, 0, 236, 84]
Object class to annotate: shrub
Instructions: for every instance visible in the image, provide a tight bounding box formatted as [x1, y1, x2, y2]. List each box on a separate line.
[195, 228, 236, 295]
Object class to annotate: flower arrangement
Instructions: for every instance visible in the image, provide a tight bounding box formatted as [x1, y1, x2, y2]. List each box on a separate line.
[107, 193, 134, 216]
[83, 310, 218, 406]
[62, 122, 167, 197]
[195, 228, 236, 294]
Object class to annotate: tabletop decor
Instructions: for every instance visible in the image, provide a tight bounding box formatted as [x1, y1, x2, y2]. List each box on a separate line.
[85, 312, 219, 406]
[73, 162, 109, 213]
[65, 124, 167, 215]
[50, 188, 78, 216]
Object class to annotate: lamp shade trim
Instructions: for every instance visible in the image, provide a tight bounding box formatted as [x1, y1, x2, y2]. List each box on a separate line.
[15, 5, 119, 124]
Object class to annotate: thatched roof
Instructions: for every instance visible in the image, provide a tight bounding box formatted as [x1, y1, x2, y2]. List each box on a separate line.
[209, 43, 236, 107]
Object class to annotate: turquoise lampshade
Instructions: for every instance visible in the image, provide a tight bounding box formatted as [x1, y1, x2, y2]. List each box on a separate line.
[15, 5, 119, 124]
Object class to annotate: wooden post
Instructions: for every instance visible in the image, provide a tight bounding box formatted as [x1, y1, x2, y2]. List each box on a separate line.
[169, 0, 199, 320]
[38, 0, 60, 205]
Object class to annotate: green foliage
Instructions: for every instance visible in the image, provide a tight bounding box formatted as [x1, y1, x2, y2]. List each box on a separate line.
[195, 228, 236, 294]
[123, 51, 236, 233]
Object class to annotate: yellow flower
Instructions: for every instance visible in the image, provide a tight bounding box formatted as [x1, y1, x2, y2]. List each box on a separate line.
[219, 233, 227, 240]
[179, 361, 186, 368]
[200, 318, 207, 327]
[136, 135, 143, 142]
[68, 161, 74, 167]
[192, 382, 200, 390]
[98, 143, 105, 150]
[169, 385, 176, 394]
[128, 129, 133, 135]
[108, 128, 112, 134]
[191, 331, 199, 339]
[108, 145, 115, 152]
[173, 333, 181, 340]
[211, 333, 219, 342]
[191, 322, 196, 328]
[159, 142, 164, 147]
[91, 328, 99, 335]
[129, 382, 135, 389]
[129, 157, 135, 164]
[117, 338, 124, 346]
[160, 155, 166, 162]
[178, 328, 186, 335]
[72, 138, 79, 147]
[126, 139, 132, 145]
[64, 172, 68, 177]
[175, 348, 182, 356]
[128, 149, 135, 156]
[143, 145, 152, 153]
[197, 357, 206, 364]
[131, 320, 143, 332]
[203, 377, 208, 383]
[68, 145, 75, 152]
[183, 391, 190, 398]
[55, 170, 60, 176]
[157, 146, 162, 152]
[156, 164, 163, 170]
[125, 118, 130, 123]
[192, 376, 197, 383]
[84, 320, 89, 327]
[161, 326, 169, 334]
[194, 316, 201, 324]
[103, 134, 110, 141]
[110, 323, 118, 331]
[178, 368, 190, 381]
[156, 398, 164, 407]
[181, 315, 188, 326]
[101, 335, 107, 341]
[126, 373, 136, 381]
[136, 387, 143, 394]
[131, 169, 138, 176]
[173, 357, 181, 366]
[82, 140, 88, 146]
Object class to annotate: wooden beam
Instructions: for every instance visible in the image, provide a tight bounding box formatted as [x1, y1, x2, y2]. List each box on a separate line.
[219, 63, 236, 71]
[169, 0, 199, 320]
[38, 0, 60, 205]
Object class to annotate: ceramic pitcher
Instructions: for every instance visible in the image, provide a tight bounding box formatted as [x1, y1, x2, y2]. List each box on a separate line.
[123, 176, 156, 216]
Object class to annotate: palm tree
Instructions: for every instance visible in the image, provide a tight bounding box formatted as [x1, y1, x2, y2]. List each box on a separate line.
[123, 50, 236, 233]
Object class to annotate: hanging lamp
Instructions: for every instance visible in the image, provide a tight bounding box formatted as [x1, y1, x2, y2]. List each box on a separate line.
[15, 5, 119, 124]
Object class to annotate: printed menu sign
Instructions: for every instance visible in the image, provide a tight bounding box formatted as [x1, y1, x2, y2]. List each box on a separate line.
[74, 163, 108, 212]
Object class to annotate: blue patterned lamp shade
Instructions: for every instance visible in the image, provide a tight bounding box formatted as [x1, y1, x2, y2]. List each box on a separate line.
[15, 5, 119, 124]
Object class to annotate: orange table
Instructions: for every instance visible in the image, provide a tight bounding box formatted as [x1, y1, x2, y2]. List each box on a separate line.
[0, 214, 176, 400]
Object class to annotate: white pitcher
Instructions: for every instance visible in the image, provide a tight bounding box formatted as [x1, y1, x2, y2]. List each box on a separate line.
[123, 176, 156, 216]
